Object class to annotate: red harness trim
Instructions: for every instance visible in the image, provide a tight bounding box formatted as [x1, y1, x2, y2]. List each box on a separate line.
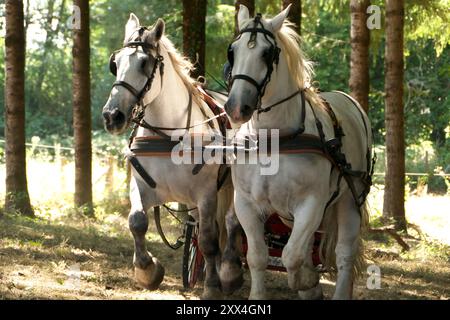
[197, 86, 231, 133]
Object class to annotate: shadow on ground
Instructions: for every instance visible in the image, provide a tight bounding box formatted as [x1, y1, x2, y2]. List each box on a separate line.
[0, 212, 449, 300]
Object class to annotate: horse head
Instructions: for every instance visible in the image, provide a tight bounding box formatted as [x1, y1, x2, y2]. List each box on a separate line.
[102, 13, 165, 135]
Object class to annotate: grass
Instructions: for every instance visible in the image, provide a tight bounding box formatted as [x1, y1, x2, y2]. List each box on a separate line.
[0, 208, 198, 300]
[0, 159, 449, 300]
[0, 194, 448, 300]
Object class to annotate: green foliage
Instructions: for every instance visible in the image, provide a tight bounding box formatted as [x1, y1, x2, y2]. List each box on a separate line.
[0, 144, 4, 164]
[204, 3, 235, 90]
[91, 130, 128, 159]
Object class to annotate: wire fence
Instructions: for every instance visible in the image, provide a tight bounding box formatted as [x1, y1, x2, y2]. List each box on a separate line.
[0, 139, 121, 159]
[1, 139, 449, 177]
[0, 139, 130, 204]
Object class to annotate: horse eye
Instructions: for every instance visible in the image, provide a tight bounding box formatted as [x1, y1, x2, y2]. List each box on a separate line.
[141, 59, 147, 69]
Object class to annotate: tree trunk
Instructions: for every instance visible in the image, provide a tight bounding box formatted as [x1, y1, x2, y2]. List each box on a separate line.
[383, 0, 406, 231]
[349, 0, 370, 113]
[235, 0, 255, 35]
[4, 0, 34, 216]
[73, 0, 92, 213]
[282, 0, 301, 35]
[182, 0, 207, 79]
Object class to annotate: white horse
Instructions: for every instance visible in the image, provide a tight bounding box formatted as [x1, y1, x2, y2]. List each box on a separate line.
[102, 14, 242, 299]
[223, 5, 372, 300]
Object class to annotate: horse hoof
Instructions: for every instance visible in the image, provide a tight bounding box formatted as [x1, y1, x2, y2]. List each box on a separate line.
[135, 257, 165, 290]
[221, 274, 244, 296]
[201, 286, 223, 300]
[298, 284, 323, 300]
[219, 262, 244, 295]
[288, 265, 320, 291]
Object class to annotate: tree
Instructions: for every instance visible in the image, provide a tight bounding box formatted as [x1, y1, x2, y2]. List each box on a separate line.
[72, 0, 93, 213]
[182, 0, 207, 79]
[349, 0, 370, 113]
[4, 0, 34, 216]
[282, 0, 301, 34]
[383, 0, 406, 231]
[235, 0, 255, 34]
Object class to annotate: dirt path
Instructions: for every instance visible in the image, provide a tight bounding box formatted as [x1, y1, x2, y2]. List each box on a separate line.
[0, 208, 449, 300]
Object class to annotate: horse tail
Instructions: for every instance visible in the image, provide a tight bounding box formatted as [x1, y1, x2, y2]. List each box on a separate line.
[320, 200, 369, 279]
[216, 173, 234, 252]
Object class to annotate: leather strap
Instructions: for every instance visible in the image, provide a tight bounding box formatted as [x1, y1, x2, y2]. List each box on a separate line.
[112, 80, 141, 98]
[239, 27, 276, 40]
[153, 206, 184, 250]
[128, 154, 157, 188]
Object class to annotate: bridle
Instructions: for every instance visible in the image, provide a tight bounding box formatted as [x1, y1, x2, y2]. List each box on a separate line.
[226, 13, 281, 110]
[109, 26, 165, 123]
[108, 26, 222, 140]
[225, 13, 308, 118]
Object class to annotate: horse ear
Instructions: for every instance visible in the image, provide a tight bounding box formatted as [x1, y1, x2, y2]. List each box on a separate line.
[125, 13, 140, 43]
[237, 5, 250, 30]
[150, 18, 165, 42]
[270, 4, 291, 33]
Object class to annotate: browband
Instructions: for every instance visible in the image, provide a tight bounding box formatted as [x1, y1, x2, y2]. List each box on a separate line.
[238, 28, 276, 39]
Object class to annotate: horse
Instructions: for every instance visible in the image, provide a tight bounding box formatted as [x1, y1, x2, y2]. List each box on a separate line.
[222, 5, 373, 300]
[101, 13, 243, 299]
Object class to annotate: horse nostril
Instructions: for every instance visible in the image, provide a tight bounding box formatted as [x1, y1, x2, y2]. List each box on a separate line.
[112, 110, 125, 124]
[103, 111, 111, 124]
[242, 104, 253, 115]
[103, 109, 125, 126]
[110, 109, 119, 119]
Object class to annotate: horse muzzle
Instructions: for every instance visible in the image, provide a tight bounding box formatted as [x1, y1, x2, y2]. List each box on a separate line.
[102, 107, 127, 135]
[224, 95, 256, 125]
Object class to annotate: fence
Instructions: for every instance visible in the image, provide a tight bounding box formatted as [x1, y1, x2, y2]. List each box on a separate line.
[0, 139, 130, 205]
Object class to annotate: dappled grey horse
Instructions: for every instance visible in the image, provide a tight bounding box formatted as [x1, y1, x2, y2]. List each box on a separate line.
[223, 5, 373, 299]
[102, 14, 242, 299]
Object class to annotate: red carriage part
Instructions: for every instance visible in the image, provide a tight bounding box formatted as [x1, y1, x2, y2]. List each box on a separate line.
[241, 214, 323, 271]
[185, 213, 324, 290]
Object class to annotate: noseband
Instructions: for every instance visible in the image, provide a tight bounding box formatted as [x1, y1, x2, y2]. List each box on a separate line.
[109, 27, 165, 121]
[226, 13, 281, 110]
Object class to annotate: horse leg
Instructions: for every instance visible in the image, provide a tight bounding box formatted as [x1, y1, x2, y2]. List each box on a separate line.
[282, 196, 324, 299]
[332, 191, 361, 300]
[129, 207, 165, 290]
[297, 236, 324, 300]
[220, 204, 244, 295]
[235, 193, 268, 300]
[198, 196, 222, 299]
[128, 179, 164, 290]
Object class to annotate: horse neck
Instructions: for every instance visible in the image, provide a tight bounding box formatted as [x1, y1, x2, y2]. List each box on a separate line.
[248, 56, 323, 137]
[136, 49, 209, 137]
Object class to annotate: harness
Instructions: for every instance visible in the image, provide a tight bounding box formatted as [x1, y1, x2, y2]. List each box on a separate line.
[109, 26, 231, 191]
[255, 91, 375, 211]
[224, 14, 375, 211]
[110, 21, 374, 215]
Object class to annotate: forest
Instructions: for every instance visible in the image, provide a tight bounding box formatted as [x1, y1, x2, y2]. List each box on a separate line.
[0, 1, 448, 163]
[0, 0, 449, 301]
